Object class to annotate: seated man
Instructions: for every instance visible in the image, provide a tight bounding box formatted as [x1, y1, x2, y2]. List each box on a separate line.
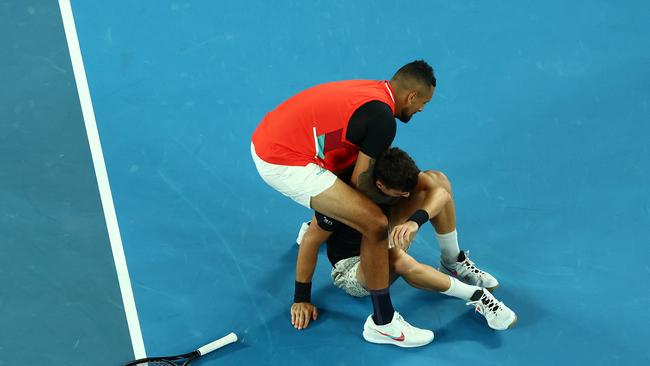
[293, 147, 517, 341]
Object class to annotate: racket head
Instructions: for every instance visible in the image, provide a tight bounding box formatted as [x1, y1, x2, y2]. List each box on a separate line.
[124, 353, 197, 366]
[123, 332, 234, 366]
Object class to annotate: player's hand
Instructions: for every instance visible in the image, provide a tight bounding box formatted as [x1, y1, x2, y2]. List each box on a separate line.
[291, 302, 318, 330]
[391, 221, 419, 249]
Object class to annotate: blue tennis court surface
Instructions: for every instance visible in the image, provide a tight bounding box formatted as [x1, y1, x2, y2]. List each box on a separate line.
[2, 0, 649, 364]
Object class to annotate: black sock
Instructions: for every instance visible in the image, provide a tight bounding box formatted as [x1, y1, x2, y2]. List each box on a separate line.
[370, 288, 395, 325]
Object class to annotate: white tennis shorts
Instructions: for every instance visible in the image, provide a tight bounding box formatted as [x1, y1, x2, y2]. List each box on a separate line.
[250, 142, 337, 208]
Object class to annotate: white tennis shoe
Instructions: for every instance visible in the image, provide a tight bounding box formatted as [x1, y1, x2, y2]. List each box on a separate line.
[467, 289, 517, 330]
[439, 251, 499, 290]
[362, 312, 434, 348]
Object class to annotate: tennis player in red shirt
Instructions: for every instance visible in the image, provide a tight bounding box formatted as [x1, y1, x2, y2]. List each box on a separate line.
[252, 61, 435, 347]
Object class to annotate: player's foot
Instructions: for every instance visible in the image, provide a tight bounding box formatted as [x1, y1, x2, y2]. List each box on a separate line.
[362, 311, 434, 347]
[295, 222, 310, 245]
[439, 251, 499, 290]
[467, 289, 517, 330]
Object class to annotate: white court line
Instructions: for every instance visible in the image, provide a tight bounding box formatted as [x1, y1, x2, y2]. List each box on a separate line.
[58, 0, 146, 359]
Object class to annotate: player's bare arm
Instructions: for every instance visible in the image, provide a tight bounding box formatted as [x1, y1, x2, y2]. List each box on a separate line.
[291, 216, 333, 330]
[352, 151, 398, 205]
[390, 171, 451, 248]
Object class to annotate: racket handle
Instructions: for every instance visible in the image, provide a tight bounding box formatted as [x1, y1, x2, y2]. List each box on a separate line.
[197, 332, 238, 356]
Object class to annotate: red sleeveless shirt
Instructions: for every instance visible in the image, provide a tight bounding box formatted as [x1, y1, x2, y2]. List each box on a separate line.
[252, 80, 395, 173]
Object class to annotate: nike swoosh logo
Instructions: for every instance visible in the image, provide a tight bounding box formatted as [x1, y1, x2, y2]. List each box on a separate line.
[376, 330, 405, 341]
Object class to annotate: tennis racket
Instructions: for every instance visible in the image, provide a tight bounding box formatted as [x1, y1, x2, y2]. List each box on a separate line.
[124, 332, 238, 366]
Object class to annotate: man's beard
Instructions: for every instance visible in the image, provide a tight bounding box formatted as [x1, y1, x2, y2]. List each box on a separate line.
[397, 112, 413, 123]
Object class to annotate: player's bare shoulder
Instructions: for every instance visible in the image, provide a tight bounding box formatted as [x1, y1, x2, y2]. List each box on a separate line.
[418, 170, 438, 189]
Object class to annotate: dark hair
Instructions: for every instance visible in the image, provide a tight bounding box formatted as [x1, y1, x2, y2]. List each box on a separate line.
[375, 147, 420, 192]
[393, 60, 436, 87]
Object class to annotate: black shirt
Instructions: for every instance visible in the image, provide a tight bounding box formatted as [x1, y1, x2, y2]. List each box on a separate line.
[323, 101, 395, 265]
[345, 100, 396, 159]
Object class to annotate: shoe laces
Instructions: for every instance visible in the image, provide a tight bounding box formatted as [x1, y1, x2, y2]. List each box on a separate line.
[467, 292, 501, 314]
[394, 312, 412, 329]
[459, 251, 486, 276]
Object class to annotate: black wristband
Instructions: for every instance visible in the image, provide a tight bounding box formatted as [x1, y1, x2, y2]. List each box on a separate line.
[294, 281, 312, 303]
[407, 209, 429, 228]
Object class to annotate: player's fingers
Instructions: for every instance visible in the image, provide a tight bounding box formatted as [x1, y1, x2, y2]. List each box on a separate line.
[312, 306, 318, 320]
[391, 225, 401, 236]
[303, 311, 311, 328]
[297, 308, 306, 329]
[408, 228, 417, 242]
[392, 228, 401, 247]
[396, 228, 407, 246]
[302, 308, 311, 329]
[291, 308, 297, 327]
[404, 226, 413, 239]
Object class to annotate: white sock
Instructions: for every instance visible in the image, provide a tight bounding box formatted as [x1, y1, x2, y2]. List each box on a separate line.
[436, 229, 460, 264]
[442, 276, 481, 301]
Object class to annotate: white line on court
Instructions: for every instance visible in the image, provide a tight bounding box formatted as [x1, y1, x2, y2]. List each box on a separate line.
[58, 0, 147, 359]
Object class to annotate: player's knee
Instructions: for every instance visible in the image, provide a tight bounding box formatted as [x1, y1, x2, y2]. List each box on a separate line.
[390, 250, 417, 275]
[361, 213, 388, 242]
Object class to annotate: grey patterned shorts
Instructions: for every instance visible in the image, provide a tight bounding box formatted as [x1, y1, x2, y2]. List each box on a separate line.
[331, 256, 370, 298]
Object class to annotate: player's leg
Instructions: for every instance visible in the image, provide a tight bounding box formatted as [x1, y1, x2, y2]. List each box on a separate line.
[312, 181, 419, 339]
[251, 146, 394, 332]
[310, 179, 390, 291]
[388, 248, 516, 330]
[252, 143, 390, 291]
[422, 170, 458, 262]
[330, 234, 516, 331]
[312, 184, 433, 347]
[422, 171, 499, 290]
[252, 146, 432, 345]
[328, 254, 437, 346]
[389, 249, 451, 292]
[391, 170, 499, 290]
[338, 251, 474, 302]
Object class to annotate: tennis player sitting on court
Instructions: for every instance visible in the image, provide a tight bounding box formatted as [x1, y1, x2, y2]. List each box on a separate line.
[293, 147, 517, 340]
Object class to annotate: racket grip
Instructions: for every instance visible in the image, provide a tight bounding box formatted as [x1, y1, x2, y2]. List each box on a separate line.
[197, 332, 238, 356]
